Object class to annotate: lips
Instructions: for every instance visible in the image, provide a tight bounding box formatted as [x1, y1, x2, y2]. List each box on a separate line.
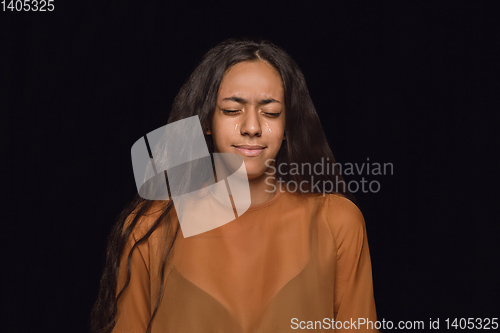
[233, 145, 266, 157]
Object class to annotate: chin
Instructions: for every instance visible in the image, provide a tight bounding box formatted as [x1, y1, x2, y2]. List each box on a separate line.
[245, 173, 262, 182]
[245, 167, 270, 180]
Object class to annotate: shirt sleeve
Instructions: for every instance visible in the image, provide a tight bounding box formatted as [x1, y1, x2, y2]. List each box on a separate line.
[112, 215, 151, 333]
[328, 195, 378, 332]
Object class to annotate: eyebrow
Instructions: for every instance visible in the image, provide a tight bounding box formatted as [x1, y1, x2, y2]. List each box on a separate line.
[221, 96, 281, 104]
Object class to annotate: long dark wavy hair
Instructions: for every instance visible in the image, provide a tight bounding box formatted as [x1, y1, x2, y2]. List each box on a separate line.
[90, 37, 355, 333]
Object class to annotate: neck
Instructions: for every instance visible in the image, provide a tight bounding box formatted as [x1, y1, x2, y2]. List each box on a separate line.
[247, 172, 278, 207]
[211, 160, 280, 208]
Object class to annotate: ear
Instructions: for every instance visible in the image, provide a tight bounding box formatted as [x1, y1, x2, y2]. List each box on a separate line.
[205, 127, 212, 135]
[283, 131, 286, 140]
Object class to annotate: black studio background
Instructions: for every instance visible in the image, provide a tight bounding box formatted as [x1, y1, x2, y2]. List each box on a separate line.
[2, 1, 499, 332]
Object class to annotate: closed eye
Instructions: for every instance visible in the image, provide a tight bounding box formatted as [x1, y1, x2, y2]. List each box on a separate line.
[222, 109, 281, 117]
[263, 112, 281, 117]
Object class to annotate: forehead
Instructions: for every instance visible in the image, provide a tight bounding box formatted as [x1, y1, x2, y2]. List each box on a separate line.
[217, 61, 284, 100]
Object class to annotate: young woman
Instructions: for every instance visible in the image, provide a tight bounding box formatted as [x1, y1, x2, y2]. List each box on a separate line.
[91, 38, 378, 333]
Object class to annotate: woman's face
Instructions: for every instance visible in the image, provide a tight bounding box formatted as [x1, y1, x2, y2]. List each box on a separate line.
[209, 60, 286, 180]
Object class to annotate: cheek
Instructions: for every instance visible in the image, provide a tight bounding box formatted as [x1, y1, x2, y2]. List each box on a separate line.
[268, 132, 285, 153]
[212, 129, 231, 150]
[212, 132, 222, 149]
[270, 122, 285, 140]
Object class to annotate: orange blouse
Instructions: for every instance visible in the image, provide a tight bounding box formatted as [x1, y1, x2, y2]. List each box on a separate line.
[112, 189, 378, 332]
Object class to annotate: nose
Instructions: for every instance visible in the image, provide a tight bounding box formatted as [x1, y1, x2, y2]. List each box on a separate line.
[240, 107, 262, 137]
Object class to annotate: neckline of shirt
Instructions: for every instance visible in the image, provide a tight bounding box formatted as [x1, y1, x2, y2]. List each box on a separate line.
[208, 183, 285, 213]
[245, 185, 284, 212]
